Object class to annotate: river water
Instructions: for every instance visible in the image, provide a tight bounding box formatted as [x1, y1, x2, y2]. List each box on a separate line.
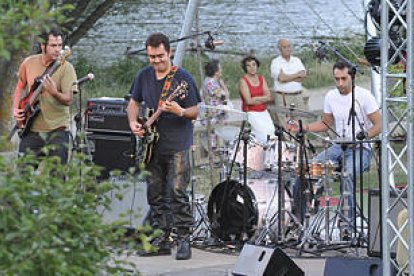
[73, 0, 366, 66]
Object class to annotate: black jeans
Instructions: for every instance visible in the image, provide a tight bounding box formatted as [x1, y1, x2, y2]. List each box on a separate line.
[18, 129, 70, 165]
[146, 148, 193, 236]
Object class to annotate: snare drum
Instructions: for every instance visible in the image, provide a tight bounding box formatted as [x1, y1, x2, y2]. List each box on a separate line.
[310, 162, 323, 177]
[264, 139, 297, 171]
[297, 161, 338, 178]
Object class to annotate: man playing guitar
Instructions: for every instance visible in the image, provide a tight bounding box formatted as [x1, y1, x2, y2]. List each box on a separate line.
[127, 32, 200, 260]
[12, 29, 77, 164]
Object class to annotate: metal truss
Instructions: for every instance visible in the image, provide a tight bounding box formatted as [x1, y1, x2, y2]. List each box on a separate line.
[380, 0, 413, 274]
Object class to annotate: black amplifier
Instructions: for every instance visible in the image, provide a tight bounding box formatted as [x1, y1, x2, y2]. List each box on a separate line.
[85, 97, 130, 134]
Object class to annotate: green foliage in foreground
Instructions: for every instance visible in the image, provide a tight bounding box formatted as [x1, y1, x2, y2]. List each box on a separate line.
[0, 142, 144, 275]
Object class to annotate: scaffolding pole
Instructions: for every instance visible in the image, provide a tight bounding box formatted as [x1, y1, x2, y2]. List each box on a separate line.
[381, 0, 413, 274]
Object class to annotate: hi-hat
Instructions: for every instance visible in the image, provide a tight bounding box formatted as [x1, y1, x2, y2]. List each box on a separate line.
[200, 104, 247, 115]
[268, 105, 317, 118]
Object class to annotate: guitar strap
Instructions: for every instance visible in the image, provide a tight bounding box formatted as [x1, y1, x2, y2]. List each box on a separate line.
[158, 66, 177, 107]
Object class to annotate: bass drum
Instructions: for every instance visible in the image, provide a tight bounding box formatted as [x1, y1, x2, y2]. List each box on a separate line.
[208, 179, 258, 241]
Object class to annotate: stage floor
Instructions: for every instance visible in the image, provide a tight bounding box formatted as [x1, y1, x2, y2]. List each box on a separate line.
[120, 245, 379, 275]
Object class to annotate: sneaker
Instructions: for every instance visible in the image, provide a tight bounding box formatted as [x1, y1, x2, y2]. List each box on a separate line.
[175, 237, 191, 260]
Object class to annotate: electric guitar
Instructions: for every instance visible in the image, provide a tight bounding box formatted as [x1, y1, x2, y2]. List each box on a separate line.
[138, 81, 188, 164]
[7, 46, 71, 141]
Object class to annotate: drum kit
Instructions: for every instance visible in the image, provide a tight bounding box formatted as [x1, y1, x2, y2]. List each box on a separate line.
[193, 104, 364, 253]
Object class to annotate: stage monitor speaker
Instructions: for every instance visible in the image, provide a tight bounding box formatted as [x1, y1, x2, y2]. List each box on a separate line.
[232, 244, 304, 276]
[323, 257, 382, 276]
[88, 133, 137, 179]
[368, 188, 407, 257]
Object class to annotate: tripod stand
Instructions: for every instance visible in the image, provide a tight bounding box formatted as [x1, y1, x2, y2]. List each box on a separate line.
[254, 124, 302, 246]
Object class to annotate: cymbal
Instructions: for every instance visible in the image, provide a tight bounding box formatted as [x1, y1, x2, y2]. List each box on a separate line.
[267, 105, 317, 118]
[200, 104, 247, 115]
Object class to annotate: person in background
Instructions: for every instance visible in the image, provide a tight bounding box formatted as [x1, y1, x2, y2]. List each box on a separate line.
[238, 56, 275, 143]
[201, 59, 231, 149]
[127, 32, 200, 260]
[270, 38, 307, 121]
[12, 29, 77, 165]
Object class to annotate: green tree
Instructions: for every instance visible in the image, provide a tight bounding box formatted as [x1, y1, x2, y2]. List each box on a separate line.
[0, 147, 138, 274]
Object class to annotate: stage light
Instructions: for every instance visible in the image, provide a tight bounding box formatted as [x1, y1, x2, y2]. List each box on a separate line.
[204, 33, 224, 50]
[364, 0, 406, 67]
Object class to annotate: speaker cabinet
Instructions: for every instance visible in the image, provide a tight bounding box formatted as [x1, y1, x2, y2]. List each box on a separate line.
[368, 188, 407, 257]
[323, 257, 382, 276]
[232, 244, 304, 276]
[88, 133, 137, 179]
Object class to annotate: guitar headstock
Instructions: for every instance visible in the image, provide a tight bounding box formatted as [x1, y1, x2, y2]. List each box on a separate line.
[169, 80, 188, 101]
[58, 46, 72, 65]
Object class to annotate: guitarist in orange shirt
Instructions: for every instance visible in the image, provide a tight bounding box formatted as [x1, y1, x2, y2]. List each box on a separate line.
[127, 33, 200, 260]
[12, 29, 77, 164]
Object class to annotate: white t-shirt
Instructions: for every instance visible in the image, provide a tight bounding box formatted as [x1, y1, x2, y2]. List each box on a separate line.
[270, 55, 306, 93]
[324, 86, 379, 139]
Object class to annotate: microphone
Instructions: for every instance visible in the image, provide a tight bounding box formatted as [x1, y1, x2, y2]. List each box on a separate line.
[356, 130, 368, 141]
[73, 73, 94, 85]
[205, 34, 224, 50]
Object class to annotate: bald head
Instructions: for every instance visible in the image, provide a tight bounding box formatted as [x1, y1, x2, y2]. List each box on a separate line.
[278, 39, 292, 60]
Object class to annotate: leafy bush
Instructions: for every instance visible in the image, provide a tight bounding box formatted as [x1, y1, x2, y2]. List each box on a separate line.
[0, 144, 139, 275]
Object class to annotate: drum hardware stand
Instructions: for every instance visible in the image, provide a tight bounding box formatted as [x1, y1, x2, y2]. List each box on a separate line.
[254, 124, 302, 246]
[301, 142, 352, 254]
[295, 120, 325, 255]
[240, 126, 253, 242]
[188, 144, 213, 242]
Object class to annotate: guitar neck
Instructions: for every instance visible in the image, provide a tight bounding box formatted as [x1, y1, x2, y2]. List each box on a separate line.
[27, 59, 61, 106]
[144, 108, 163, 129]
[143, 83, 186, 129]
[28, 82, 45, 107]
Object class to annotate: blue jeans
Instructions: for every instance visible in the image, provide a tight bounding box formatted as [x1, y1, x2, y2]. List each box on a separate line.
[18, 129, 70, 164]
[314, 143, 372, 223]
[146, 149, 193, 235]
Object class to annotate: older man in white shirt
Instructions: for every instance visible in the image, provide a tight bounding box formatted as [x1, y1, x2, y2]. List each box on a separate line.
[270, 38, 307, 119]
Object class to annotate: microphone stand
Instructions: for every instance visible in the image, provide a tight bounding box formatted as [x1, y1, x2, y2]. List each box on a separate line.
[72, 84, 85, 187]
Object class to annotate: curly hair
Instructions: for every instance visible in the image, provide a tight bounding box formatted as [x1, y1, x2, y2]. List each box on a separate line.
[241, 56, 260, 73]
